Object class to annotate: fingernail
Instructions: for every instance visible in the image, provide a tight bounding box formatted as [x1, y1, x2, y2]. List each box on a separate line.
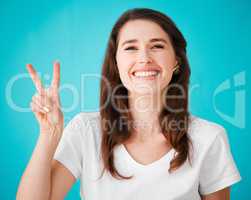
[43, 106, 50, 112]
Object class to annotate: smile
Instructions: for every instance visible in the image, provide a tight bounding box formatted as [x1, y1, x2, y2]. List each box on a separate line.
[132, 70, 160, 80]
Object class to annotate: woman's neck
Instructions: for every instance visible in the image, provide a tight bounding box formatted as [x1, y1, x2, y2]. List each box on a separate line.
[128, 92, 163, 143]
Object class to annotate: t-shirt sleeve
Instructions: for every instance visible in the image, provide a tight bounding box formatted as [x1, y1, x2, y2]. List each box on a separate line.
[199, 128, 241, 195]
[53, 114, 87, 180]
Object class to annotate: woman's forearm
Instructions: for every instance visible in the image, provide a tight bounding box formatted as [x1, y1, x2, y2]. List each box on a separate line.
[16, 132, 61, 200]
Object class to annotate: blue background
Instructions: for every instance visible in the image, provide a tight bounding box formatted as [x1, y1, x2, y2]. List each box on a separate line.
[0, 0, 250, 199]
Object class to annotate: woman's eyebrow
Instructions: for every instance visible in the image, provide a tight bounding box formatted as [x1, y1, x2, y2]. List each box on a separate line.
[121, 39, 137, 46]
[149, 38, 168, 44]
[121, 38, 168, 47]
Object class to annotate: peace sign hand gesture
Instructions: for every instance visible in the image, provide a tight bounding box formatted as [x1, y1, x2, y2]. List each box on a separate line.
[27, 62, 64, 136]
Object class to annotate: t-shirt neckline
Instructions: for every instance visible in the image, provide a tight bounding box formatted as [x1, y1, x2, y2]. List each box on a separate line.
[119, 144, 175, 169]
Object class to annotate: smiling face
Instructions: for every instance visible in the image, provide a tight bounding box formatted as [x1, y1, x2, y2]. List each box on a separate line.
[116, 19, 178, 95]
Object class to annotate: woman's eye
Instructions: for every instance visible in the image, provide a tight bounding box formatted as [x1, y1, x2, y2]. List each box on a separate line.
[124, 46, 137, 50]
[152, 44, 164, 49]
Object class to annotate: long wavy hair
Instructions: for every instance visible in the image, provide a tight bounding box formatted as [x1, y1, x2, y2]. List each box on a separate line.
[99, 8, 192, 180]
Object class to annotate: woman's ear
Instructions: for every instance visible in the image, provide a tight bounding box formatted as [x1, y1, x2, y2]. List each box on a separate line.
[173, 57, 181, 74]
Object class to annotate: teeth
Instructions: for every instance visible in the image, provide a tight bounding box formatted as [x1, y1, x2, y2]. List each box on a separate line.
[134, 71, 159, 77]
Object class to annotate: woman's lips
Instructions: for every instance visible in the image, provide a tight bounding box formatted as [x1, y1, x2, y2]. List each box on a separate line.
[131, 66, 162, 74]
[131, 70, 161, 80]
[129, 66, 162, 81]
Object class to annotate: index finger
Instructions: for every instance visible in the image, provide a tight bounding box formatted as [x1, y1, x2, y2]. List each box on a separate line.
[26, 64, 44, 94]
[51, 61, 60, 90]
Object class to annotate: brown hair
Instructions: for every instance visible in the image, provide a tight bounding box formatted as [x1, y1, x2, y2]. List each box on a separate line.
[99, 8, 192, 180]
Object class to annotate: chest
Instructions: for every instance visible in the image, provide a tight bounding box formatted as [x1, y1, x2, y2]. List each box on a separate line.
[83, 156, 200, 200]
[123, 139, 173, 166]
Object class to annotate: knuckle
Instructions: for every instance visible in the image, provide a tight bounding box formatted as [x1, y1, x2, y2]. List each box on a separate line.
[37, 93, 42, 99]
[32, 93, 39, 100]
[32, 98, 38, 105]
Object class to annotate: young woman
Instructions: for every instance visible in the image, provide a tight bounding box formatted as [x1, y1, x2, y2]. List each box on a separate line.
[17, 8, 241, 200]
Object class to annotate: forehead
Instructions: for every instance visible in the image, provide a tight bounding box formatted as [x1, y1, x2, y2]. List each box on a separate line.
[117, 19, 170, 44]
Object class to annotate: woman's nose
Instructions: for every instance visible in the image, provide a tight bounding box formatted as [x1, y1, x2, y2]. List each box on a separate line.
[137, 49, 153, 64]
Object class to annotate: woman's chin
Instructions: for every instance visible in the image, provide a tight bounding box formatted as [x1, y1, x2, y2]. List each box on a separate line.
[129, 85, 161, 95]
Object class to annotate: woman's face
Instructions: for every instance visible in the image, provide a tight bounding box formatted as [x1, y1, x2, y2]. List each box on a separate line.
[116, 19, 177, 95]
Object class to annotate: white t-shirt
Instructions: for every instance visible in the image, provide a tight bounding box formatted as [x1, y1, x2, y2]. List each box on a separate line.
[53, 112, 241, 200]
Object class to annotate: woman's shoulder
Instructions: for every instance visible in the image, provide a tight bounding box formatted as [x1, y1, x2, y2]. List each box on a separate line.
[69, 111, 101, 136]
[64, 111, 101, 138]
[188, 114, 228, 148]
[69, 111, 100, 126]
[73, 111, 100, 121]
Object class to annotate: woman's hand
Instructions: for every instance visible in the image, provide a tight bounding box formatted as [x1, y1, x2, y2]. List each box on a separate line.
[27, 62, 64, 136]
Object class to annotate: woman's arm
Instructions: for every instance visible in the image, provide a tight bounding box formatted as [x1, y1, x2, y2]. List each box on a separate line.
[201, 187, 230, 200]
[16, 63, 75, 200]
[16, 133, 61, 199]
[49, 159, 76, 200]
[16, 133, 76, 200]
